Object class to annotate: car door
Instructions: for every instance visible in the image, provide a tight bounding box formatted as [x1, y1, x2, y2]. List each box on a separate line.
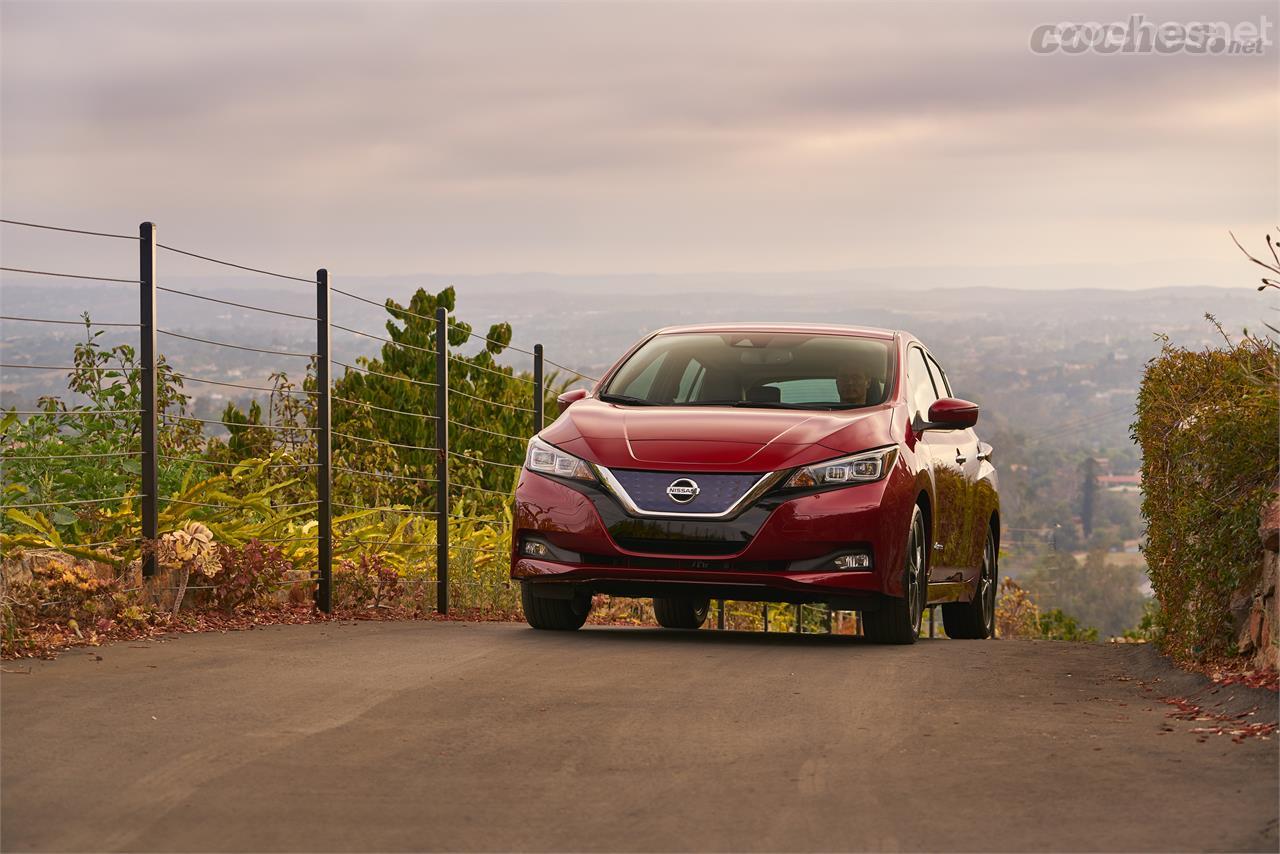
[924, 352, 985, 581]
[905, 346, 950, 583]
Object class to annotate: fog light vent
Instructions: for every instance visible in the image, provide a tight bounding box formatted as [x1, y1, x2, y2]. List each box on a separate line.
[833, 553, 872, 570]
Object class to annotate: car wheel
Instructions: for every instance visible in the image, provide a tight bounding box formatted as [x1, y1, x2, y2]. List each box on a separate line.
[942, 528, 997, 639]
[521, 583, 591, 631]
[653, 596, 710, 629]
[863, 504, 927, 644]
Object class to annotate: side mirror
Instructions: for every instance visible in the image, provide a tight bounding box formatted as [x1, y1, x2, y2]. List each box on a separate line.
[556, 388, 589, 414]
[922, 397, 979, 431]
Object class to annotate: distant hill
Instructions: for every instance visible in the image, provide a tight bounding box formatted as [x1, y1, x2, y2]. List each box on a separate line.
[1, 276, 1269, 453]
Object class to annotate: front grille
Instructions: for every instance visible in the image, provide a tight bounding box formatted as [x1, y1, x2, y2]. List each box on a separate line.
[610, 469, 762, 514]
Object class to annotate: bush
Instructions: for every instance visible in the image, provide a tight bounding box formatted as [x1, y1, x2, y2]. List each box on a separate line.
[334, 552, 404, 610]
[1036, 609, 1099, 643]
[0, 556, 138, 655]
[214, 540, 293, 612]
[1134, 328, 1278, 661]
[995, 577, 1040, 639]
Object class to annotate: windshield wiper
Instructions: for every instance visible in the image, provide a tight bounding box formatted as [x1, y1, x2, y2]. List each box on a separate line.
[598, 393, 661, 406]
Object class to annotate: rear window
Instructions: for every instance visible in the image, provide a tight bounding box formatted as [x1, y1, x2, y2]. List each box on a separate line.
[603, 331, 894, 409]
[766, 378, 840, 404]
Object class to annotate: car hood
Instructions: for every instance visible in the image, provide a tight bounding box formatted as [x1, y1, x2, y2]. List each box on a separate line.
[540, 398, 896, 473]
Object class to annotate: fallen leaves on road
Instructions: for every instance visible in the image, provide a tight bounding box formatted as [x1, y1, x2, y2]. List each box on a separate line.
[2, 600, 684, 661]
[1212, 669, 1280, 692]
[1171, 656, 1280, 693]
[3, 602, 524, 660]
[1162, 696, 1277, 743]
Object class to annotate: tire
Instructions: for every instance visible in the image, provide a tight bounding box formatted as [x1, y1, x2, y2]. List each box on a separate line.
[863, 504, 927, 644]
[521, 583, 591, 631]
[653, 596, 710, 629]
[942, 527, 997, 640]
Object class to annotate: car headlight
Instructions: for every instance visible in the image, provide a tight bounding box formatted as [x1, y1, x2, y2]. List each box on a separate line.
[525, 437, 595, 481]
[784, 446, 898, 489]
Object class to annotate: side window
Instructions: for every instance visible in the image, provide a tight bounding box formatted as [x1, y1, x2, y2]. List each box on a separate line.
[926, 354, 952, 397]
[674, 358, 705, 403]
[619, 352, 667, 399]
[906, 347, 939, 421]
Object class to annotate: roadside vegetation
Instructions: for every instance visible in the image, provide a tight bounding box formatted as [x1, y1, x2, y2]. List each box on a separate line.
[1132, 230, 1279, 666]
[1, 287, 567, 656]
[1134, 321, 1277, 663]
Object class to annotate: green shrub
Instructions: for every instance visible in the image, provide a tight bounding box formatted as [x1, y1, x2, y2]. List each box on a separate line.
[1134, 327, 1278, 661]
[1036, 609, 1099, 643]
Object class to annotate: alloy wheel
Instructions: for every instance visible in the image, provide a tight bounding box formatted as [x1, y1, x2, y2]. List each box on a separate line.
[907, 512, 926, 634]
[979, 535, 997, 636]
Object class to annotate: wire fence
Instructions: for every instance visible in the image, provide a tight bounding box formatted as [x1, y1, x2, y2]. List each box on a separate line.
[0, 218, 604, 615]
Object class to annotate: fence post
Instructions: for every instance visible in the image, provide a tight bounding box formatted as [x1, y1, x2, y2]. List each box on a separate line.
[532, 343, 544, 431]
[717, 599, 725, 630]
[762, 603, 769, 632]
[139, 222, 158, 577]
[315, 269, 332, 613]
[795, 603, 802, 633]
[435, 306, 450, 614]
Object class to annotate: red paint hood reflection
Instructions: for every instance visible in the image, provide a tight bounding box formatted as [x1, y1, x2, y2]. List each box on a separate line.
[540, 398, 894, 472]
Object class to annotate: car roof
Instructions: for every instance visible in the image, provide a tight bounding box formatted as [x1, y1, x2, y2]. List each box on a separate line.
[652, 322, 898, 340]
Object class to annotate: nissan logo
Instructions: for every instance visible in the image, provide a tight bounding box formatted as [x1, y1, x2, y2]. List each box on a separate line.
[666, 478, 700, 504]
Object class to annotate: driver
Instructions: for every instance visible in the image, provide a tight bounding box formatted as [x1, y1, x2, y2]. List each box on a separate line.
[836, 365, 870, 404]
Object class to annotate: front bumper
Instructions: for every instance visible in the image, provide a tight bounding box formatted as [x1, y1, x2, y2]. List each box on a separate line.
[510, 462, 917, 601]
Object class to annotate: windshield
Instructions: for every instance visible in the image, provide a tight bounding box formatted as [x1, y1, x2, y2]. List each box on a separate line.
[601, 331, 895, 409]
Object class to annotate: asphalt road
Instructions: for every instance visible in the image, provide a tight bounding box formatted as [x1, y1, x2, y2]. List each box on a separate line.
[2, 621, 1277, 852]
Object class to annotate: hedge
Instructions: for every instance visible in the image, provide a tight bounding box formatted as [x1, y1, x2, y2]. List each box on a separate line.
[1134, 330, 1278, 661]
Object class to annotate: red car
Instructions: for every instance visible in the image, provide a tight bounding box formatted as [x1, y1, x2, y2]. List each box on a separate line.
[510, 324, 999, 644]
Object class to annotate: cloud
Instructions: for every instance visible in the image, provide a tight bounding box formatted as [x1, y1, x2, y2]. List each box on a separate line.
[1, 0, 1275, 279]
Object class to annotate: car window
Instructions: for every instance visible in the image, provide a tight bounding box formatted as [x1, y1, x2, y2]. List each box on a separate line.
[616, 351, 667, 399]
[764, 378, 839, 404]
[906, 346, 939, 420]
[673, 358, 706, 403]
[604, 332, 894, 409]
[926, 353, 952, 397]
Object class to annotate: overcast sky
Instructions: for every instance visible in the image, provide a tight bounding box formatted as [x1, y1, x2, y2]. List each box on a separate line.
[1, 0, 1275, 286]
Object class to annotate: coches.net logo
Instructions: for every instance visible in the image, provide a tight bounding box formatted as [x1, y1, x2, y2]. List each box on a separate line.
[1030, 13, 1273, 55]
